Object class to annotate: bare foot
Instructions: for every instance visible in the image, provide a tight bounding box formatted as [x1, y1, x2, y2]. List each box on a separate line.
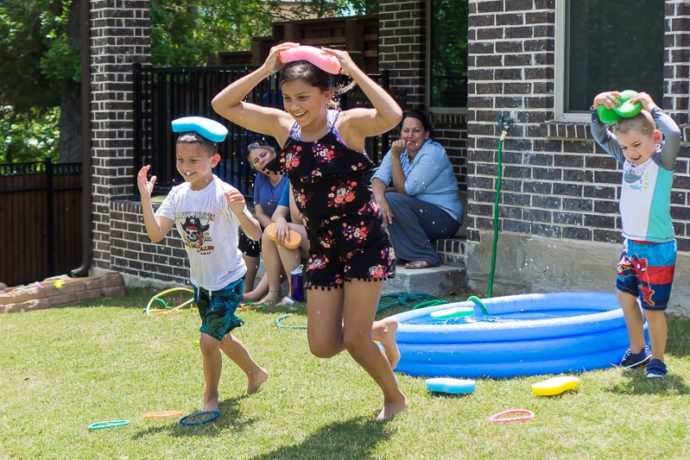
[203, 398, 219, 412]
[375, 398, 408, 421]
[375, 317, 401, 369]
[258, 291, 281, 305]
[246, 367, 269, 394]
[404, 260, 430, 269]
[243, 290, 262, 302]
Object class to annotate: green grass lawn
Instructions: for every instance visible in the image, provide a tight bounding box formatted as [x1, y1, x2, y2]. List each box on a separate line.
[1, 288, 689, 459]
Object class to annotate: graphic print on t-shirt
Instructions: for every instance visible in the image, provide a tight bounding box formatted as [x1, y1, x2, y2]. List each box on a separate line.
[623, 163, 650, 192]
[181, 213, 214, 254]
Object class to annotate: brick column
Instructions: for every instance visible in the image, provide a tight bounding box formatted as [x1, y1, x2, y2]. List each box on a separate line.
[665, 0, 690, 126]
[378, 0, 425, 108]
[466, 0, 556, 243]
[90, 0, 151, 270]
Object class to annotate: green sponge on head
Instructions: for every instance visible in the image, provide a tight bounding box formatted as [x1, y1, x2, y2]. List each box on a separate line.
[597, 90, 643, 124]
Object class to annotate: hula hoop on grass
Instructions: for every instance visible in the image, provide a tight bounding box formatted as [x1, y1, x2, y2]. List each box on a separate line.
[143, 410, 184, 419]
[179, 410, 220, 426]
[274, 313, 307, 330]
[88, 420, 130, 431]
[488, 409, 534, 424]
[144, 287, 195, 317]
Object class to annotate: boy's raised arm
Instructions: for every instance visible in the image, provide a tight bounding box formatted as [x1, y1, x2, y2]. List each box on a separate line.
[225, 188, 261, 241]
[137, 165, 174, 242]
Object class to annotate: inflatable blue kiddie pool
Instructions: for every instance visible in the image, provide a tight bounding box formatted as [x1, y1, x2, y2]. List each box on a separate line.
[392, 292, 637, 379]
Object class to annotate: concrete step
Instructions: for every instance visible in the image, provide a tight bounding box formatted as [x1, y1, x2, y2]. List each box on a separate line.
[383, 264, 467, 297]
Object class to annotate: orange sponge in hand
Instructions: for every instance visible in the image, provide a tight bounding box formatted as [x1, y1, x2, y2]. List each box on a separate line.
[265, 223, 302, 250]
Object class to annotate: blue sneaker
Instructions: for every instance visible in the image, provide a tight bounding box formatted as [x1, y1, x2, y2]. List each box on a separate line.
[620, 347, 651, 368]
[646, 359, 667, 378]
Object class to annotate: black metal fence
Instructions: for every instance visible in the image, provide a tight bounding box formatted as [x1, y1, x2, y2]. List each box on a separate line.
[132, 63, 391, 196]
[0, 161, 82, 286]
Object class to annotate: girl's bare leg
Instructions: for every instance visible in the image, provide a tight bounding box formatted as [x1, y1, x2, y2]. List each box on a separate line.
[243, 274, 268, 302]
[343, 280, 407, 420]
[258, 232, 284, 304]
[276, 245, 301, 297]
[306, 288, 346, 358]
[372, 317, 400, 369]
[306, 283, 407, 420]
[242, 254, 260, 292]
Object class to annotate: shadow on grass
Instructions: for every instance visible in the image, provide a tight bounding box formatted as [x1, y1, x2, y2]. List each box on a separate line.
[607, 370, 690, 396]
[130, 395, 256, 439]
[250, 416, 393, 460]
[76, 287, 160, 310]
[667, 317, 690, 358]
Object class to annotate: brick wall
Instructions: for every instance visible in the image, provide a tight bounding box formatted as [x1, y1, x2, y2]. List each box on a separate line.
[379, 0, 470, 193]
[378, 0, 426, 109]
[110, 200, 190, 284]
[664, 1, 690, 126]
[90, 0, 151, 271]
[430, 113, 469, 190]
[466, 0, 690, 253]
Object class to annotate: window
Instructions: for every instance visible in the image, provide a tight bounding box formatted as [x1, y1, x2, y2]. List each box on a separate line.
[555, 0, 664, 122]
[427, 0, 468, 110]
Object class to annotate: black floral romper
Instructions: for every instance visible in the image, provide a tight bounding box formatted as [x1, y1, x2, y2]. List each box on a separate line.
[265, 110, 395, 289]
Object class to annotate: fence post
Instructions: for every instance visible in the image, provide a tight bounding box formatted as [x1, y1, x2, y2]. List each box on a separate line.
[45, 159, 55, 276]
[132, 62, 142, 191]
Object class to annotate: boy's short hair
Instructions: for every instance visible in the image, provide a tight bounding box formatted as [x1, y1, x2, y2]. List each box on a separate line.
[176, 132, 217, 155]
[615, 110, 655, 136]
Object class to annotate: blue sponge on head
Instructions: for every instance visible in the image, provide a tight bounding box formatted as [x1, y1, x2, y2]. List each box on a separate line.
[171, 116, 228, 143]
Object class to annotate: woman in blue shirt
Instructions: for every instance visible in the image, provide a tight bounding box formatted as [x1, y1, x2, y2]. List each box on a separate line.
[371, 110, 462, 268]
[242, 142, 289, 300]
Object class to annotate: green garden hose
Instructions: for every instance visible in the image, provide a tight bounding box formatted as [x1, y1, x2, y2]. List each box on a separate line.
[487, 115, 513, 298]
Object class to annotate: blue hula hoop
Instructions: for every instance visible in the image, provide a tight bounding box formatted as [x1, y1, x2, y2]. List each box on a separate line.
[179, 410, 220, 426]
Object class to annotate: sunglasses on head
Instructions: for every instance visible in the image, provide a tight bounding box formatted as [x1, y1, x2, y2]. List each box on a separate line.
[247, 141, 272, 153]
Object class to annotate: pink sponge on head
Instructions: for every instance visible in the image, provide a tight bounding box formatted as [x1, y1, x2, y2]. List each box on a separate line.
[280, 46, 342, 75]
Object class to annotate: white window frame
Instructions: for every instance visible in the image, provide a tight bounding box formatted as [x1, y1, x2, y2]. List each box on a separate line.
[554, 0, 589, 123]
[425, 0, 468, 113]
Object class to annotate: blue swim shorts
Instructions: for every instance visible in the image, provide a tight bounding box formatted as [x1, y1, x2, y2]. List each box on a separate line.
[194, 277, 245, 340]
[616, 239, 676, 311]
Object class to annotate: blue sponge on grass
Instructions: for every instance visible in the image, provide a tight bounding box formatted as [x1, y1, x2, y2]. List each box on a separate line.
[171, 116, 228, 143]
[426, 377, 476, 395]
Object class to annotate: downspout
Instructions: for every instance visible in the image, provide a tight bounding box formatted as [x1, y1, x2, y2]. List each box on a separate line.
[70, 0, 92, 278]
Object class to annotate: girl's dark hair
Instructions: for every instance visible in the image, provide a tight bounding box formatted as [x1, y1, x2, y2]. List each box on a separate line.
[278, 60, 356, 109]
[176, 132, 217, 155]
[403, 109, 432, 136]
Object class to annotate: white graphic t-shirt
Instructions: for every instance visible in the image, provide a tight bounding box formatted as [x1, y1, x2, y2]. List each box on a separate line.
[156, 176, 247, 291]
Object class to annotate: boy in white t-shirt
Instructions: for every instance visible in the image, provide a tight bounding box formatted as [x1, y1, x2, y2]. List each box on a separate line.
[137, 117, 267, 412]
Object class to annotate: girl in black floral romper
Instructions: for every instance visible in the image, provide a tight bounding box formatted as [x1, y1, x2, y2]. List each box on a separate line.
[212, 42, 407, 420]
[267, 110, 396, 289]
